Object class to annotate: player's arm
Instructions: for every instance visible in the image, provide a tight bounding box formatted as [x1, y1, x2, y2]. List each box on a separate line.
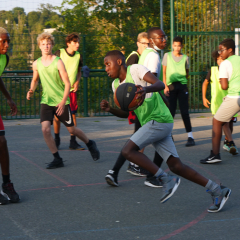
[219, 78, 228, 90]
[27, 60, 39, 100]
[162, 65, 169, 96]
[73, 67, 81, 92]
[56, 59, 71, 116]
[202, 70, 211, 108]
[100, 99, 129, 118]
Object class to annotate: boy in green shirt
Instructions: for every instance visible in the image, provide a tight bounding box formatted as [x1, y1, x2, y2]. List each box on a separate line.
[202, 50, 238, 157]
[0, 27, 20, 204]
[201, 38, 240, 164]
[101, 50, 231, 213]
[54, 33, 85, 151]
[27, 32, 100, 168]
[162, 36, 194, 147]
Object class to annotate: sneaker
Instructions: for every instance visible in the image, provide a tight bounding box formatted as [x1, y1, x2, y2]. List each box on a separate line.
[223, 141, 230, 152]
[0, 192, 8, 205]
[185, 137, 195, 147]
[88, 140, 100, 161]
[55, 138, 60, 149]
[228, 141, 239, 155]
[207, 186, 231, 213]
[200, 150, 221, 164]
[46, 158, 64, 169]
[160, 175, 180, 203]
[69, 140, 85, 150]
[105, 170, 119, 187]
[144, 176, 163, 188]
[127, 164, 149, 177]
[1, 182, 20, 203]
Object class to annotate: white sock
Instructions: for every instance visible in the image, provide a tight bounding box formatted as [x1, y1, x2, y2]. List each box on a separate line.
[188, 132, 194, 139]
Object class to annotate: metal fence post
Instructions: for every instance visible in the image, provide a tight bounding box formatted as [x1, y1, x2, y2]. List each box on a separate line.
[82, 34, 89, 117]
[170, 0, 175, 51]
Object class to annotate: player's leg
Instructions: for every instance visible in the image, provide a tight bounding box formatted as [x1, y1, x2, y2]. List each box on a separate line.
[41, 104, 64, 169]
[0, 117, 20, 204]
[166, 83, 178, 118]
[53, 115, 61, 148]
[58, 105, 100, 161]
[69, 92, 85, 150]
[222, 122, 238, 154]
[178, 83, 195, 146]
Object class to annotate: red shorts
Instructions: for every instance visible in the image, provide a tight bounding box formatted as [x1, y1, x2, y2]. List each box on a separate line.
[128, 111, 136, 125]
[0, 115, 5, 136]
[69, 91, 78, 114]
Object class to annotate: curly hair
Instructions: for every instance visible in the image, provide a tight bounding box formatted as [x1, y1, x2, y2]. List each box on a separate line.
[37, 32, 55, 46]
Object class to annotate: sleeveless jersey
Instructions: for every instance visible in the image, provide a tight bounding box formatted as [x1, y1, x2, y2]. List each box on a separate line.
[0, 54, 7, 76]
[126, 51, 140, 62]
[37, 56, 70, 106]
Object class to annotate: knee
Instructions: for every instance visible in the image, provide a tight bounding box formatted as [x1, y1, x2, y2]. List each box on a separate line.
[42, 127, 51, 136]
[168, 158, 184, 174]
[67, 127, 75, 135]
[122, 145, 133, 160]
[0, 136, 7, 146]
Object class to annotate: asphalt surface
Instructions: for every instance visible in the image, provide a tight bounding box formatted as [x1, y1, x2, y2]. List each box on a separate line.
[1, 113, 240, 240]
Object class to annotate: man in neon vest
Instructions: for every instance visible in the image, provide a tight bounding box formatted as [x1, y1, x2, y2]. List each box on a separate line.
[0, 27, 20, 204]
[27, 32, 100, 168]
[162, 36, 194, 147]
[53, 33, 85, 150]
[138, 27, 168, 187]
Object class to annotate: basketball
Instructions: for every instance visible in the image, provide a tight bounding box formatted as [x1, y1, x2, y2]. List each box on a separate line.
[114, 83, 141, 111]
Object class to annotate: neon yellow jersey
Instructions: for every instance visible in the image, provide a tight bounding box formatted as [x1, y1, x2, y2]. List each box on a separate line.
[37, 56, 70, 106]
[0, 54, 7, 76]
[60, 49, 80, 92]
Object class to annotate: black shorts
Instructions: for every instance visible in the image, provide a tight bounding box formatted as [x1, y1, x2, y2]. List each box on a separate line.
[40, 104, 74, 127]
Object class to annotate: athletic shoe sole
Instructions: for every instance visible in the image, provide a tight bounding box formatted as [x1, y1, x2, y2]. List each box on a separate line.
[200, 159, 222, 164]
[105, 175, 119, 187]
[69, 147, 85, 150]
[127, 169, 146, 177]
[144, 181, 163, 188]
[223, 145, 230, 152]
[160, 178, 181, 203]
[229, 147, 238, 155]
[46, 163, 64, 169]
[208, 188, 231, 213]
[1, 190, 20, 203]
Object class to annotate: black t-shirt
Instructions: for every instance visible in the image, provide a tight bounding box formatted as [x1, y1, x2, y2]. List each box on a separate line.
[126, 52, 139, 66]
[55, 49, 83, 69]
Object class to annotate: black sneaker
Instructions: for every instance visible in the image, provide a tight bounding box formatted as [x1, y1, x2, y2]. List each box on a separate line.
[0, 192, 8, 205]
[105, 170, 119, 187]
[46, 158, 64, 169]
[127, 164, 149, 177]
[69, 140, 85, 150]
[55, 138, 60, 149]
[200, 150, 221, 164]
[185, 137, 195, 147]
[144, 176, 163, 188]
[88, 140, 100, 161]
[1, 182, 20, 203]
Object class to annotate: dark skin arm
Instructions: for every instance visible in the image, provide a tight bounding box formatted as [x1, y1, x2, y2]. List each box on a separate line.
[220, 78, 228, 90]
[100, 100, 129, 118]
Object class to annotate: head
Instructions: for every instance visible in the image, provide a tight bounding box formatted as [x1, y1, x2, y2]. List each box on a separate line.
[37, 32, 55, 55]
[104, 50, 125, 79]
[148, 27, 167, 51]
[136, 32, 149, 54]
[218, 38, 235, 60]
[212, 50, 223, 66]
[172, 36, 183, 53]
[0, 27, 10, 55]
[66, 33, 80, 52]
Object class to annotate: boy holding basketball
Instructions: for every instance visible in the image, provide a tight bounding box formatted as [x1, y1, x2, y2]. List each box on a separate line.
[101, 50, 231, 212]
[201, 38, 240, 164]
[0, 27, 20, 204]
[27, 32, 100, 168]
[202, 50, 238, 160]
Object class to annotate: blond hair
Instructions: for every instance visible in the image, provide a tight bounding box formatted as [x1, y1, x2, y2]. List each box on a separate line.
[0, 27, 9, 35]
[137, 32, 148, 42]
[37, 32, 55, 46]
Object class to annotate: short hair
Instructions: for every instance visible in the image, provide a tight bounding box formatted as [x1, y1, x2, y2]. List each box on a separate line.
[105, 50, 125, 63]
[37, 32, 55, 46]
[220, 38, 235, 53]
[212, 50, 220, 62]
[147, 27, 161, 38]
[173, 36, 183, 44]
[137, 32, 148, 42]
[65, 33, 79, 45]
[0, 27, 9, 35]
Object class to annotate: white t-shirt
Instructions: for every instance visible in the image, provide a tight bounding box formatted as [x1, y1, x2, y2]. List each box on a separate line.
[112, 64, 152, 99]
[143, 48, 161, 78]
[218, 59, 239, 98]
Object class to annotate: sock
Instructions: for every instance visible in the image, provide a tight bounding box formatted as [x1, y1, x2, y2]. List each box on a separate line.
[188, 132, 194, 139]
[2, 174, 10, 185]
[112, 153, 127, 175]
[71, 135, 76, 142]
[86, 140, 93, 148]
[55, 133, 60, 140]
[154, 168, 168, 178]
[205, 179, 221, 195]
[53, 152, 61, 159]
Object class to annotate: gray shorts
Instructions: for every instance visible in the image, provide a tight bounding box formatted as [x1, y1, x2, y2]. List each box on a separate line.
[130, 121, 179, 162]
[214, 96, 240, 122]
